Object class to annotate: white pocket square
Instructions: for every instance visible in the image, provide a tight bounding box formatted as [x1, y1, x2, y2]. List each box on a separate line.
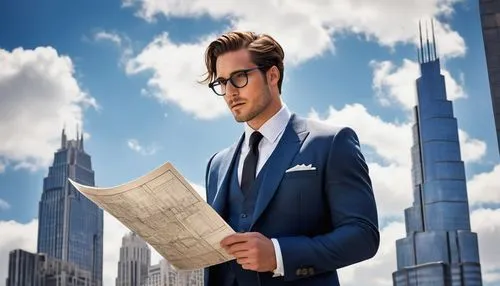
[285, 164, 317, 173]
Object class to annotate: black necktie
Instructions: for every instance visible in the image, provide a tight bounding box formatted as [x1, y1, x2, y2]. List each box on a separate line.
[241, 131, 263, 197]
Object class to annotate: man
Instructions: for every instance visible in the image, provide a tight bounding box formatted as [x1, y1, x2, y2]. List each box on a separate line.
[201, 31, 379, 286]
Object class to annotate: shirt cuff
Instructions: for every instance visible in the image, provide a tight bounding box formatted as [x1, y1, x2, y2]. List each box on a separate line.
[271, 238, 284, 277]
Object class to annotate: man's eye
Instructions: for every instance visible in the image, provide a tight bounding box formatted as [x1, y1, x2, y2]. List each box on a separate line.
[234, 72, 246, 78]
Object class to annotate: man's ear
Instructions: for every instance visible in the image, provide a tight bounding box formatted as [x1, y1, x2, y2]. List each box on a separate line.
[267, 66, 280, 87]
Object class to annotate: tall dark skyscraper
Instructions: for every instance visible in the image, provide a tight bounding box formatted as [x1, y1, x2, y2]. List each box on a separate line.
[37, 128, 103, 285]
[392, 24, 483, 285]
[479, 0, 500, 153]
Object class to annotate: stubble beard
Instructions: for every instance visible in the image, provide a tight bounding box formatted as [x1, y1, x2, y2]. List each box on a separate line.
[233, 91, 271, 124]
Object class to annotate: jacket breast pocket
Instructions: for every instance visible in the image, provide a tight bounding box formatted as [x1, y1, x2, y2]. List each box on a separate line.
[283, 169, 318, 180]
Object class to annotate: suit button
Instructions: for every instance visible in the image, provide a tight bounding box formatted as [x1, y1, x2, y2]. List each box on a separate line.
[296, 269, 302, 276]
[301, 268, 308, 276]
[241, 213, 247, 218]
[308, 267, 315, 275]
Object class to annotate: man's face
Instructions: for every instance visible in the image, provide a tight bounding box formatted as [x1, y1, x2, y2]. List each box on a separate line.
[215, 49, 272, 123]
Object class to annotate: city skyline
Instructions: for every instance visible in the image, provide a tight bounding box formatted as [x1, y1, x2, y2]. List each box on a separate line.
[1, 1, 500, 285]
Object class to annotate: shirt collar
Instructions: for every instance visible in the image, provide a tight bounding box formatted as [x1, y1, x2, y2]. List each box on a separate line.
[244, 104, 291, 146]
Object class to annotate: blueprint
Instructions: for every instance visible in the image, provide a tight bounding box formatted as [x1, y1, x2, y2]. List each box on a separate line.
[68, 162, 235, 270]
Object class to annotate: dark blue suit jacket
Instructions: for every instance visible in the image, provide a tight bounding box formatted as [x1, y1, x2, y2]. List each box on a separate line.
[204, 114, 379, 286]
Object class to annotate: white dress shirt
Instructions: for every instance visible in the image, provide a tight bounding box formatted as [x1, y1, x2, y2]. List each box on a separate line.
[237, 104, 291, 277]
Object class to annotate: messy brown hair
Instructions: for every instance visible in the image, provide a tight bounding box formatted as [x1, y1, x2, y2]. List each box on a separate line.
[201, 31, 285, 93]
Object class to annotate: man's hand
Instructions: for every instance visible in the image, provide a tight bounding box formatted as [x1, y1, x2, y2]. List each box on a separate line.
[220, 232, 277, 272]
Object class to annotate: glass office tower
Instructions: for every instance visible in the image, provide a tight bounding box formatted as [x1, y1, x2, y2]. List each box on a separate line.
[37, 128, 103, 285]
[392, 25, 483, 285]
[479, 0, 500, 153]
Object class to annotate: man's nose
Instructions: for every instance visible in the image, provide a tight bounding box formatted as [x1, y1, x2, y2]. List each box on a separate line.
[225, 81, 239, 97]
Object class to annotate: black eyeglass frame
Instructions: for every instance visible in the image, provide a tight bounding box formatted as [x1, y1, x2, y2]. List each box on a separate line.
[208, 66, 267, 96]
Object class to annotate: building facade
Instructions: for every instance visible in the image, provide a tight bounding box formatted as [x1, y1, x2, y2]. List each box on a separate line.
[479, 0, 500, 153]
[6, 249, 45, 286]
[144, 263, 162, 286]
[144, 259, 203, 286]
[392, 27, 483, 285]
[37, 129, 103, 285]
[6, 249, 92, 286]
[115, 232, 151, 286]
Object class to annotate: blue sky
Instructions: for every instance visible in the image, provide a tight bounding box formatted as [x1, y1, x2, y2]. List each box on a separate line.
[1, 0, 499, 285]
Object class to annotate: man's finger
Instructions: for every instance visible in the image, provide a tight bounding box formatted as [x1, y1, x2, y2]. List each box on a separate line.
[236, 257, 251, 265]
[232, 250, 249, 259]
[220, 233, 250, 247]
[226, 241, 251, 255]
[237, 257, 257, 270]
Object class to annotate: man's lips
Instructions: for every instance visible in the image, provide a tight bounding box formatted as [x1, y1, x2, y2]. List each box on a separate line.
[231, 102, 245, 109]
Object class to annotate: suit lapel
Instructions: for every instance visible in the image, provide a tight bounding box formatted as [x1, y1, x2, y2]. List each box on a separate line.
[211, 134, 244, 216]
[251, 114, 309, 228]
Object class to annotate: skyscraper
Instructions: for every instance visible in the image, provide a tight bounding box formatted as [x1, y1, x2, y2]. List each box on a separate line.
[392, 24, 483, 285]
[115, 232, 151, 286]
[6, 249, 93, 286]
[479, 0, 500, 153]
[37, 128, 103, 285]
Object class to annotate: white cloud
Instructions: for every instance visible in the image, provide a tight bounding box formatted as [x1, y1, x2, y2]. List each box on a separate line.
[94, 31, 122, 46]
[471, 208, 500, 284]
[468, 164, 500, 206]
[308, 103, 413, 167]
[124, 0, 465, 61]
[338, 221, 405, 286]
[126, 33, 228, 119]
[458, 129, 487, 163]
[368, 163, 412, 217]
[93, 30, 134, 66]
[0, 198, 10, 211]
[123, 0, 467, 120]
[0, 219, 38, 283]
[371, 59, 466, 110]
[127, 139, 160, 156]
[0, 47, 98, 172]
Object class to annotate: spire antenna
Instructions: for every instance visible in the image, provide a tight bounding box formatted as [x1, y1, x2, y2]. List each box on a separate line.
[80, 129, 84, 150]
[426, 21, 431, 61]
[431, 18, 438, 60]
[61, 124, 67, 149]
[419, 21, 424, 63]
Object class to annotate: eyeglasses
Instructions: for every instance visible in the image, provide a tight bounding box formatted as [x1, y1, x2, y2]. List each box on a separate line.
[208, 66, 264, 96]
